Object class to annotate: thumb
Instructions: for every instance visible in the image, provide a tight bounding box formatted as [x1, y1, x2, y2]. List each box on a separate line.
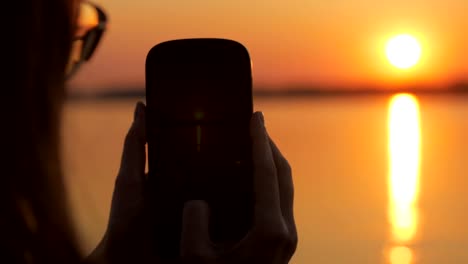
[117, 101, 147, 185]
[181, 200, 213, 258]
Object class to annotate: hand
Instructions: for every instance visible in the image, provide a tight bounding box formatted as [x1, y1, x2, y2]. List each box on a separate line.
[180, 112, 298, 264]
[87, 102, 156, 264]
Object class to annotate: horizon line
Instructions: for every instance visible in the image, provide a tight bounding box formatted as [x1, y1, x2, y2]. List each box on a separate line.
[67, 83, 468, 101]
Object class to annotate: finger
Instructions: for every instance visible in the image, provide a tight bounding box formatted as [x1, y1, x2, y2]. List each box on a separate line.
[250, 112, 282, 223]
[181, 200, 213, 258]
[269, 138, 298, 260]
[269, 138, 295, 230]
[117, 101, 147, 186]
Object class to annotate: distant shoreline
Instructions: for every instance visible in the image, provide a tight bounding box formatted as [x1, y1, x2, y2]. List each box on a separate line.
[67, 85, 468, 101]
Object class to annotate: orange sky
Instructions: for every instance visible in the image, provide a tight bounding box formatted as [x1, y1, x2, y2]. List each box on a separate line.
[69, 0, 468, 92]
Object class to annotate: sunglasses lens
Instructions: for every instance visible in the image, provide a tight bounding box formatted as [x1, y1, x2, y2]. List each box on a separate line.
[67, 2, 107, 79]
[75, 2, 100, 39]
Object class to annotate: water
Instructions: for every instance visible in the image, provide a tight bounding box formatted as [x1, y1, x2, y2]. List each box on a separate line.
[62, 94, 468, 263]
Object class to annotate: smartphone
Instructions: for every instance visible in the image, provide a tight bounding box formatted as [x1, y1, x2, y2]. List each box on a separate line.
[145, 38, 254, 258]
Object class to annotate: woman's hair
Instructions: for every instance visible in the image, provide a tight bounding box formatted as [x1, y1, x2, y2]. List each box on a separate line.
[3, 0, 80, 262]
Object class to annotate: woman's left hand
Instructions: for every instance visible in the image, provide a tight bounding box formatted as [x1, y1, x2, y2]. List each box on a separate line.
[86, 101, 156, 264]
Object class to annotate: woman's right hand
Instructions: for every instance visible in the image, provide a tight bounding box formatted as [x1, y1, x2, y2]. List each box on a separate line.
[180, 112, 298, 264]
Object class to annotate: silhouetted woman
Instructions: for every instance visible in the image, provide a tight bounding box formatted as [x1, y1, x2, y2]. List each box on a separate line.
[4, 1, 297, 263]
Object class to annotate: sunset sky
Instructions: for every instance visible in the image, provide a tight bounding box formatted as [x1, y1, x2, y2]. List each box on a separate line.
[69, 0, 468, 92]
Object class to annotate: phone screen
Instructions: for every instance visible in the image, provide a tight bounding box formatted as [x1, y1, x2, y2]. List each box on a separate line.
[145, 39, 253, 257]
[148, 60, 252, 167]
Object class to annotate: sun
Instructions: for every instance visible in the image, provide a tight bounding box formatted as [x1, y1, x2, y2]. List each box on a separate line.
[385, 34, 422, 70]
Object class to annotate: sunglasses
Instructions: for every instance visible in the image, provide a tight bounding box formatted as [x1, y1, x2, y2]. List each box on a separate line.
[66, 1, 107, 79]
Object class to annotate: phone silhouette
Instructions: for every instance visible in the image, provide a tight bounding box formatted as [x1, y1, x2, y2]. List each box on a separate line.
[145, 38, 254, 258]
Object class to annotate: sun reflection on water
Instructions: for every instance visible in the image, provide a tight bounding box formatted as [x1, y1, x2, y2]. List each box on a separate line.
[389, 246, 414, 264]
[387, 93, 421, 263]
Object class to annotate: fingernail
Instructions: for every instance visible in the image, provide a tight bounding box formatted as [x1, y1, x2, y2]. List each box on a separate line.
[134, 102, 142, 121]
[258, 111, 265, 125]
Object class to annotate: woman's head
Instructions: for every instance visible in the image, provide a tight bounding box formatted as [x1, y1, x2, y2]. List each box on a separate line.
[3, 0, 84, 262]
